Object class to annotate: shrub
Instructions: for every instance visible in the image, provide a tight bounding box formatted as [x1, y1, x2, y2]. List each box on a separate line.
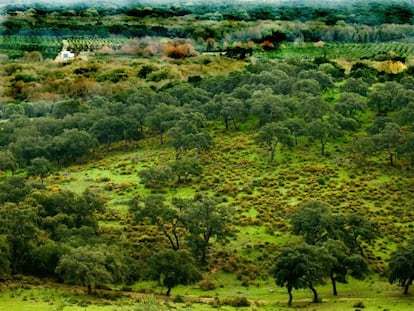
[353, 301, 366, 308]
[198, 278, 217, 291]
[222, 297, 250, 307]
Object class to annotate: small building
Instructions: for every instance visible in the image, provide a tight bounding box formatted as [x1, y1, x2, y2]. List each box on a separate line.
[60, 50, 75, 59]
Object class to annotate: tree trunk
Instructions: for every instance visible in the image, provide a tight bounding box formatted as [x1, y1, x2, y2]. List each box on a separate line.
[269, 145, 276, 162]
[224, 117, 229, 131]
[159, 130, 164, 145]
[87, 284, 92, 294]
[166, 287, 171, 296]
[331, 273, 338, 296]
[321, 140, 326, 156]
[309, 284, 319, 303]
[404, 279, 412, 295]
[232, 119, 238, 130]
[287, 285, 293, 306]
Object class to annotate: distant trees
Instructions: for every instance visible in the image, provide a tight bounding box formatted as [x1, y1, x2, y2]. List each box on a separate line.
[146, 104, 183, 145]
[306, 118, 342, 156]
[168, 112, 213, 159]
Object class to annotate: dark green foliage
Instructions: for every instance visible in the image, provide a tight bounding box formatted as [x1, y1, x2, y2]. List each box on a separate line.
[0, 176, 44, 204]
[271, 244, 330, 305]
[321, 239, 368, 296]
[170, 158, 203, 183]
[306, 118, 342, 156]
[32, 189, 104, 240]
[0, 202, 40, 274]
[138, 166, 173, 191]
[371, 122, 402, 165]
[148, 249, 201, 296]
[334, 92, 366, 118]
[49, 129, 98, 164]
[291, 201, 334, 245]
[26, 157, 52, 182]
[145, 104, 183, 145]
[90, 116, 126, 151]
[182, 194, 234, 264]
[133, 194, 183, 250]
[0, 150, 17, 175]
[168, 112, 213, 159]
[56, 245, 127, 294]
[255, 122, 294, 162]
[397, 133, 414, 167]
[388, 240, 414, 294]
[0, 235, 10, 275]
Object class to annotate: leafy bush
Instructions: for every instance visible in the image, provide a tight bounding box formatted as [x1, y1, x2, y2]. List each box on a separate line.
[198, 278, 217, 291]
[222, 297, 250, 307]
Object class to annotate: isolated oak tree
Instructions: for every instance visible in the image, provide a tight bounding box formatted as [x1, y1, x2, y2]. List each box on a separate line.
[321, 239, 368, 296]
[255, 122, 294, 162]
[148, 249, 201, 296]
[182, 194, 234, 264]
[388, 240, 414, 294]
[272, 244, 330, 306]
[133, 194, 184, 250]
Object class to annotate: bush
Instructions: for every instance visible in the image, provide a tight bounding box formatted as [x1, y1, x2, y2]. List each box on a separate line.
[198, 278, 217, 291]
[222, 297, 250, 307]
[353, 301, 366, 308]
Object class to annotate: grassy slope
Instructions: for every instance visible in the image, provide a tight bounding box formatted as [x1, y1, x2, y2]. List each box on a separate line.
[3, 49, 414, 309]
[40, 120, 414, 309]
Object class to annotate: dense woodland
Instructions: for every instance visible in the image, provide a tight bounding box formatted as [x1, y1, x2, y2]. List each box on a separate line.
[1, 1, 414, 309]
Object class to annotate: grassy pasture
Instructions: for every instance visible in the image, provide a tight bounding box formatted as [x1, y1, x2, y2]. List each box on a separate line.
[1, 277, 414, 310]
[40, 124, 414, 309]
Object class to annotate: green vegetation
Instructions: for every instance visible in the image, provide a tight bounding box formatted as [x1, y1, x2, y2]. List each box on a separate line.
[1, 0, 414, 310]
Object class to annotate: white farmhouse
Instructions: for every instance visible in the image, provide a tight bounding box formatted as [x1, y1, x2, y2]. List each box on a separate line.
[60, 50, 75, 59]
